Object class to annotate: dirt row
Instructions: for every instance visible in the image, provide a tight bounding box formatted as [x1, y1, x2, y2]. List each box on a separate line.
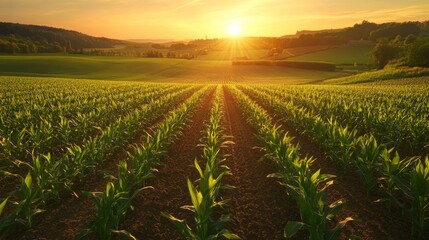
[242, 88, 411, 240]
[221, 87, 299, 239]
[120, 86, 296, 239]
[119, 87, 216, 239]
[16, 88, 203, 240]
[13, 84, 410, 240]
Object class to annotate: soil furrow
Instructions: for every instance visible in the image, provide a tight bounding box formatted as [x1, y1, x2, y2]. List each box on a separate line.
[120, 87, 215, 239]
[243, 89, 411, 240]
[222, 86, 298, 240]
[17, 88, 200, 240]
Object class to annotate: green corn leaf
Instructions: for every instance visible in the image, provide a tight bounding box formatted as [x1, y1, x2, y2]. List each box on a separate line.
[0, 198, 8, 216]
[326, 199, 345, 220]
[194, 159, 203, 177]
[328, 217, 354, 240]
[111, 229, 137, 240]
[24, 172, 32, 188]
[180, 205, 195, 212]
[187, 179, 201, 209]
[161, 212, 195, 238]
[219, 229, 241, 239]
[284, 221, 305, 238]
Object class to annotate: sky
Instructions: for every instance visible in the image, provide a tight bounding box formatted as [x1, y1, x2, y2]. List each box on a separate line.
[1, 0, 429, 40]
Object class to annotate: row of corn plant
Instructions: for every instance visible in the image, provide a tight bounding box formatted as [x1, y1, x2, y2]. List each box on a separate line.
[240, 85, 429, 239]
[253, 84, 429, 156]
[0, 86, 192, 236]
[0, 83, 177, 188]
[0, 85, 198, 238]
[0, 83, 181, 171]
[163, 86, 239, 239]
[228, 85, 353, 240]
[79, 86, 211, 240]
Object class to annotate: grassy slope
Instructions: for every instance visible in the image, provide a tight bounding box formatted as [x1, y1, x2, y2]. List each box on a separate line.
[0, 55, 187, 80]
[279, 45, 340, 59]
[323, 67, 429, 85]
[0, 54, 346, 84]
[287, 44, 374, 64]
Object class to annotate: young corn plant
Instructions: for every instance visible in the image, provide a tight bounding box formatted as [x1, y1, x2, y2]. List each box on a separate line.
[355, 135, 383, 192]
[325, 119, 357, 168]
[82, 87, 209, 239]
[229, 86, 352, 240]
[163, 161, 231, 238]
[263, 130, 352, 240]
[61, 145, 91, 188]
[82, 162, 147, 240]
[164, 87, 239, 239]
[163, 172, 238, 240]
[378, 148, 414, 206]
[408, 157, 429, 239]
[283, 165, 352, 240]
[31, 153, 63, 202]
[13, 172, 44, 229]
[239, 84, 429, 239]
[0, 197, 14, 238]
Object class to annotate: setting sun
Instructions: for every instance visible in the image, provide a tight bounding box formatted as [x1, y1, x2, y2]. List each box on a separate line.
[228, 24, 241, 37]
[1, 0, 429, 239]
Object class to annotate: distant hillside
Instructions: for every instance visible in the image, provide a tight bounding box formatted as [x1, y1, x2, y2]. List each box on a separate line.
[127, 39, 178, 44]
[285, 29, 343, 38]
[0, 22, 123, 53]
[1, 20, 429, 56]
[278, 20, 429, 48]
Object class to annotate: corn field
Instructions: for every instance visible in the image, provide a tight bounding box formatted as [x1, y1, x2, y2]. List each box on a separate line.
[1, 76, 428, 239]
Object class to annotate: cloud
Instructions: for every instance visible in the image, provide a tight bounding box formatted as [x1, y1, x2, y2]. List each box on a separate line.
[1, 0, 428, 39]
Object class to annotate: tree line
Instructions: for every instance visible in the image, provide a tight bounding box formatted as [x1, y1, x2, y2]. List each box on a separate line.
[0, 22, 121, 53]
[276, 20, 429, 48]
[1, 20, 429, 69]
[371, 35, 429, 69]
[0, 34, 74, 54]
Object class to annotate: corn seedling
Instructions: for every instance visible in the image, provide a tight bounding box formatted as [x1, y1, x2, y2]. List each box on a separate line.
[82, 87, 209, 238]
[409, 157, 429, 238]
[229, 86, 352, 240]
[13, 172, 44, 229]
[164, 87, 239, 239]
[355, 135, 383, 192]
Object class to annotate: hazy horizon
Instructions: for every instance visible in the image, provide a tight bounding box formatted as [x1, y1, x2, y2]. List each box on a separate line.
[1, 0, 429, 40]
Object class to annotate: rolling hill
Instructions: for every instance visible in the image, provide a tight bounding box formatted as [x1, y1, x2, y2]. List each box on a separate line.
[0, 22, 123, 53]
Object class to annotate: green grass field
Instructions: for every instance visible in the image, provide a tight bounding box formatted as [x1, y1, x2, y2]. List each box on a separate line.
[287, 44, 374, 65]
[0, 54, 347, 84]
[0, 55, 187, 80]
[322, 67, 429, 85]
[195, 49, 267, 61]
[2, 51, 428, 85]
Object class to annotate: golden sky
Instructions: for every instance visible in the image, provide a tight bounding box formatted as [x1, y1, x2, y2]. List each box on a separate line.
[1, 0, 429, 39]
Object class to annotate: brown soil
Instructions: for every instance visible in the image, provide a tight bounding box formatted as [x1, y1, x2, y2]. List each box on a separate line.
[243, 89, 412, 240]
[222, 87, 301, 240]
[120, 87, 215, 239]
[7, 85, 414, 240]
[285, 127, 411, 240]
[15, 89, 200, 240]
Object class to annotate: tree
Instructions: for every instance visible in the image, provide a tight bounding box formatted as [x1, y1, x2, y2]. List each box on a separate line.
[406, 39, 429, 67]
[371, 40, 400, 69]
[9, 42, 19, 54]
[65, 40, 73, 53]
[404, 34, 417, 44]
[370, 22, 421, 41]
[392, 35, 403, 45]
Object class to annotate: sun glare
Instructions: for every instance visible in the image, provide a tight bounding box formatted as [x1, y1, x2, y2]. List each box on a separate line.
[228, 24, 241, 37]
